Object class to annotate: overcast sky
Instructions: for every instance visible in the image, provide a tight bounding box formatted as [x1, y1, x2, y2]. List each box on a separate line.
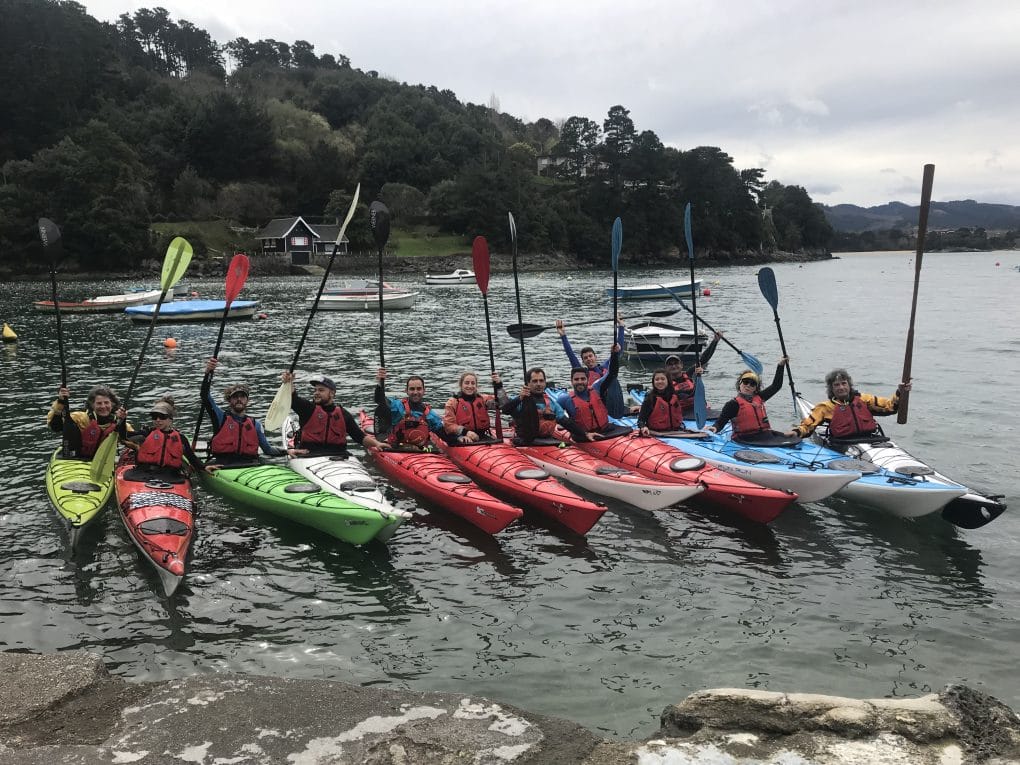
[82, 0, 1020, 207]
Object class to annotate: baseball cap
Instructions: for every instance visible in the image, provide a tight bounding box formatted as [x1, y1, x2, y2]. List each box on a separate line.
[309, 377, 337, 392]
[665, 355, 681, 364]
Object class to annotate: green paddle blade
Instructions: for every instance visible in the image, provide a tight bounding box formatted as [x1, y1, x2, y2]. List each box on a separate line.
[161, 237, 194, 291]
[89, 434, 118, 483]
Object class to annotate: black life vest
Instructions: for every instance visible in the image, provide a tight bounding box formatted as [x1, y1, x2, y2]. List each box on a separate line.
[299, 404, 348, 448]
[388, 400, 432, 446]
[569, 388, 609, 432]
[829, 395, 879, 438]
[647, 392, 684, 431]
[732, 395, 770, 437]
[452, 393, 490, 433]
[136, 428, 184, 469]
[210, 414, 260, 458]
[80, 417, 117, 459]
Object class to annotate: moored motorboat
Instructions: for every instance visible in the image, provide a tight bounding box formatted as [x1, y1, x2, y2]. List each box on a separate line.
[125, 299, 257, 323]
[623, 320, 709, 365]
[425, 268, 476, 285]
[45, 448, 115, 549]
[114, 450, 194, 597]
[605, 279, 701, 300]
[34, 289, 163, 314]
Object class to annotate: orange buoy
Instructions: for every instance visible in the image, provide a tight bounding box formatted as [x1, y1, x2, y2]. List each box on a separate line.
[190, 291, 199, 297]
[163, 337, 178, 348]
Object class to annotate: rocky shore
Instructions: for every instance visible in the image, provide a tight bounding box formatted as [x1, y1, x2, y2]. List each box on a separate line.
[1, 651, 1017, 764]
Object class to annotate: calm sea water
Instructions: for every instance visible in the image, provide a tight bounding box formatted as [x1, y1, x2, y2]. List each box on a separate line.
[1, 251, 1017, 738]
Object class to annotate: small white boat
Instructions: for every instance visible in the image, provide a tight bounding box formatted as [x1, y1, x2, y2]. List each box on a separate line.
[124, 299, 257, 323]
[425, 268, 476, 285]
[34, 289, 163, 314]
[311, 287, 418, 311]
[605, 279, 702, 300]
[623, 320, 708, 365]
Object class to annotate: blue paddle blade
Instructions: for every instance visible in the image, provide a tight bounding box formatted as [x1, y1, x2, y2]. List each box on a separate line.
[740, 351, 765, 377]
[757, 267, 779, 309]
[611, 217, 622, 271]
[694, 376, 708, 429]
[684, 203, 694, 260]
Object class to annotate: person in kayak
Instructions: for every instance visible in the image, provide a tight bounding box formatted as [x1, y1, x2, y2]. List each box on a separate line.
[635, 370, 700, 436]
[201, 357, 286, 469]
[502, 367, 590, 444]
[47, 385, 130, 458]
[705, 361, 797, 443]
[663, 331, 722, 414]
[279, 371, 387, 455]
[125, 396, 205, 473]
[794, 368, 912, 441]
[554, 317, 626, 417]
[556, 340, 627, 440]
[375, 368, 445, 448]
[442, 371, 508, 444]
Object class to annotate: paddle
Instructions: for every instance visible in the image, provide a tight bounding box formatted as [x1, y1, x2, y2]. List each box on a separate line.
[897, 163, 935, 425]
[684, 203, 708, 428]
[756, 266, 799, 415]
[507, 211, 528, 379]
[508, 211, 537, 442]
[472, 236, 503, 440]
[265, 184, 360, 431]
[506, 308, 683, 340]
[658, 287, 763, 375]
[611, 217, 622, 345]
[370, 200, 393, 437]
[124, 237, 193, 409]
[191, 253, 251, 447]
[89, 420, 120, 482]
[38, 218, 67, 388]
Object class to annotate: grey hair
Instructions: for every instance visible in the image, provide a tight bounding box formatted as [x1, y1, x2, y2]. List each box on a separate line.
[86, 385, 120, 411]
[825, 369, 853, 399]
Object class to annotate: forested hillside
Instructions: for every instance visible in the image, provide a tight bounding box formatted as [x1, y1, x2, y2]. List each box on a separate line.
[0, 0, 832, 271]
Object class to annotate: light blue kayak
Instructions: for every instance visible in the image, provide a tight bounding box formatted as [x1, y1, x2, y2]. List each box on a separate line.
[124, 299, 258, 323]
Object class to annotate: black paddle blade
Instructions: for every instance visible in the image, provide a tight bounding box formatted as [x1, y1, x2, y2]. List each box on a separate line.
[38, 218, 62, 250]
[507, 323, 544, 340]
[374, 402, 392, 438]
[370, 201, 391, 251]
[515, 397, 539, 444]
[757, 267, 779, 310]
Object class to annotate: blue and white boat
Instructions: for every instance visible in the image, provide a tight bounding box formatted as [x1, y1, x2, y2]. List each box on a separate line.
[605, 279, 701, 300]
[125, 299, 258, 323]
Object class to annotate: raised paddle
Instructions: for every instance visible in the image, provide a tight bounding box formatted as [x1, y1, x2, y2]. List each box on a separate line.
[370, 200, 393, 436]
[507, 211, 537, 442]
[756, 266, 799, 415]
[897, 163, 935, 425]
[123, 236, 193, 409]
[506, 308, 683, 340]
[472, 236, 504, 440]
[38, 218, 67, 388]
[658, 286, 763, 375]
[265, 184, 360, 431]
[684, 203, 708, 428]
[610, 216, 622, 344]
[191, 253, 251, 447]
[507, 211, 528, 380]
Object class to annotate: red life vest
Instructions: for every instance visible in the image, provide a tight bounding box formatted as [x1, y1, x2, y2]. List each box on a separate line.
[675, 372, 695, 411]
[136, 428, 184, 469]
[569, 389, 609, 432]
[647, 392, 684, 431]
[80, 418, 117, 459]
[829, 395, 879, 438]
[452, 394, 490, 433]
[299, 404, 348, 448]
[210, 414, 260, 458]
[732, 395, 770, 437]
[586, 368, 601, 387]
[389, 400, 433, 446]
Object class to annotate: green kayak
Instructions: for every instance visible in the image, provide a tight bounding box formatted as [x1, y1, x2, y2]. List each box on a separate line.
[45, 448, 115, 549]
[203, 462, 395, 545]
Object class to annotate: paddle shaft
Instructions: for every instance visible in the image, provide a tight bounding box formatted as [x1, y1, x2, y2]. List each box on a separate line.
[770, 307, 799, 406]
[664, 298, 750, 360]
[480, 293, 504, 439]
[124, 286, 173, 408]
[290, 242, 341, 374]
[507, 308, 682, 339]
[508, 212, 528, 380]
[683, 204, 708, 427]
[48, 268, 67, 387]
[897, 163, 935, 424]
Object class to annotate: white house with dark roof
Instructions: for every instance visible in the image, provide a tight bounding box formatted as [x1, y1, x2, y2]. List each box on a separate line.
[255, 216, 349, 265]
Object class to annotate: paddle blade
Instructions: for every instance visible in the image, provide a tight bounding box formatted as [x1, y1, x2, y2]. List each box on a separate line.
[508, 211, 517, 244]
[264, 381, 293, 432]
[38, 218, 62, 251]
[225, 254, 250, 304]
[374, 401, 393, 439]
[683, 203, 694, 260]
[89, 434, 118, 483]
[338, 183, 361, 242]
[757, 267, 779, 310]
[740, 351, 765, 377]
[472, 236, 491, 295]
[370, 201, 391, 251]
[506, 323, 543, 340]
[694, 377, 708, 430]
[611, 217, 622, 272]
[161, 237, 193, 291]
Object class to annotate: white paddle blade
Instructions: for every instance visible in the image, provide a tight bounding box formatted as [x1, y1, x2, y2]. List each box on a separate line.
[264, 381, 293, 432]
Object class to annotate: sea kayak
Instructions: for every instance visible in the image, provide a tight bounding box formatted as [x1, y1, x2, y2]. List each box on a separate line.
[114, 450, 194, 597]
[358, 413, 524, 534]
[510, 436, 704, 511]
[434, 439, 607, 535]
[203, 461, 396, 545]
[45, 448, 115, 549]
[281, 416, 410, 542]
[795, 396, 1005, 528]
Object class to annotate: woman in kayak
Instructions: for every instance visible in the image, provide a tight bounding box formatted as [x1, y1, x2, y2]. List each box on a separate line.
[706, 359, 797, 443]
[636, 369, 692, 436]
[794, 368, 911, 441]
[126, 396, 205, 473]
[441, 371, 508, 444]
[46, 384, 129, 459]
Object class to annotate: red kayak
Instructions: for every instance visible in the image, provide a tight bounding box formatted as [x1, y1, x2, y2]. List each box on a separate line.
[435, 439, 607, 535]
[577, 432, 797, 523]
[359, 413, 524, 534]
[114, 451, 195, 596]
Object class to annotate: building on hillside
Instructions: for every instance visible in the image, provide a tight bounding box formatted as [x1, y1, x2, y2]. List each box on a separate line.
[255, 216, 349, 266]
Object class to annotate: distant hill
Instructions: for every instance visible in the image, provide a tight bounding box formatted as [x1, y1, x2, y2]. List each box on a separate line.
[821, 200, 1020, 233]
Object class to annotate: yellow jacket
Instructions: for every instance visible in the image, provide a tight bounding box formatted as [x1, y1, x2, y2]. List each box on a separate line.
[795, 392, 898, 437]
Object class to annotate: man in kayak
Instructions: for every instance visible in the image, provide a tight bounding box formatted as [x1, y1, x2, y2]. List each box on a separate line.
[201, 357, 286, 469]
[280, 371, 388, 454]
[705, 360, 797, 444]
[125, 396, 205, 473]
[375, 368, 445, 448]
[663, 331, 722, 414]
[556, 341, 628, 441]
[794, 368, 911, 441]
[554, 317, 627, 417]
[502, 367, 590, 444]
[441, 371, 508, 444]
[47, 385, 129, 458]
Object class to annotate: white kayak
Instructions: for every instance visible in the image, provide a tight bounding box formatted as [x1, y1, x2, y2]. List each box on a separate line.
[281, 416, 411, 542]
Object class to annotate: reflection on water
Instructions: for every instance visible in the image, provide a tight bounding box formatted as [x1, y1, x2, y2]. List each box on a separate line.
[0, 253, 1018, 737]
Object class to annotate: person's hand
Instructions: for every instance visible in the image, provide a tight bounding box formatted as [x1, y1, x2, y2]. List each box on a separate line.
[115, 407, 127, 421]
[204, 464, 222, 474]
[57, 386, 70, 401]
[555, 319, 565, 336]
[693, 365, 704, 377]
[589, 432, 604, 441]
[287, 447, 309, 456]
[639, 426, 650, 436]
[897, 380, 913, 395]
[520, 385, 532, 398]
[705, 425, 717, 433]
[785, 430, 799, 437]
[778, 356, 789, 367]
[281, 370, 294, 384]
[464, 430, 479, 443]
[714, 331, 724, 340]
[612, 343, 621, 353]
[205, 357, 219, 374]
[491, 372, 501, 386]
[617, 313, 626, 326]
[376, 367, 387, 383]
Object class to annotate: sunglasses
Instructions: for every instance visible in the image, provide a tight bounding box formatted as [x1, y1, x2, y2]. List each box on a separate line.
[150, 413, 171, 420]
[739, 378, 758, 387]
